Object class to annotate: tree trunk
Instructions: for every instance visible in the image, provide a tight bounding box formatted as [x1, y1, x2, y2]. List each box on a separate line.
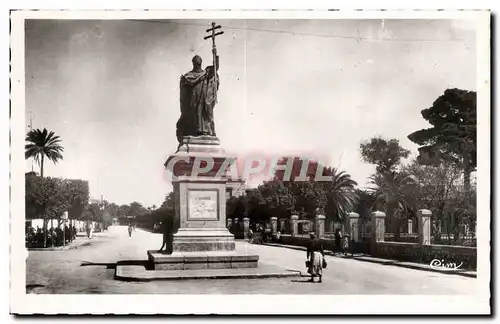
[41, 155, 46, 247]
[40, 154, 44, 178]
[386, 203, 397, 240]
[43, 219, 47, 248]
[463, 151, 471, 194]
[432, 218, 441, 245]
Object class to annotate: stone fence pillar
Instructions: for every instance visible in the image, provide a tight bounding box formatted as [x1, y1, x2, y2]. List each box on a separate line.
[418, 209, 432, 245]
[270, 217, 278, 235]
[279, 219, 286, 233]
[243, 217, 250, 237]
[290, 215, 299, 236]
[407, 219, 413, 234]
[346, 212, 360, 242]
[227, 218, 233, 230]
[371, 211, 386, 244]
[315, 215, 326, 238]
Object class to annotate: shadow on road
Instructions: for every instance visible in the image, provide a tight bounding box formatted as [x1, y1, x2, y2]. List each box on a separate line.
[80, 260, 153, 270]
[290, 279, 314, 283]
[26, 284, 46, 294]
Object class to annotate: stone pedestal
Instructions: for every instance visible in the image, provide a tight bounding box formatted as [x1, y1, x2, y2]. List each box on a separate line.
[290, 215, 299, 236]
[418, 209, 432, 245]
[346, 212, 360, 242]
[315, 215, 326, 238]
[150, 136, 259, 270]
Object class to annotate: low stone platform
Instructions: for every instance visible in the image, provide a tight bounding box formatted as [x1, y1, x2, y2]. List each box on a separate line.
[115, 262, 301, 282]
[148, 250, 259, 270]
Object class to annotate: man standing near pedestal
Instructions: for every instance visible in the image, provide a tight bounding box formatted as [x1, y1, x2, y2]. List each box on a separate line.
[158, 215, 174, 254]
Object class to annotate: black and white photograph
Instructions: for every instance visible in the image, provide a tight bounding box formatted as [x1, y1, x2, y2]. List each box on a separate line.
[9, 9, 490, 315]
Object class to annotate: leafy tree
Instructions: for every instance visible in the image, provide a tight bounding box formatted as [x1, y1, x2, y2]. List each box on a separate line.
[360, 137, 414, 238]
[125, 201, 147, 226]
[160, 192, 175, 210]
[84, 203, 103, 223]
[324, 168, 358, 224]
[353, 189, 376, 219]
[368, 171, 418, 239]
[259, 181, 296, 218]
[25, 128, 64, 178]
[227, 195, 249, 220]
[150, 193, 176, 229]
[25, 176, 70, 247]
[407, 88, 476, 193]
[118, 204, 132, 223]
[360, 137, 411, 173]
[293, 181, 328, 219]
[66, 179, 89, 222]
[404, 159, 476, 244]
[105, 202, 120, 219]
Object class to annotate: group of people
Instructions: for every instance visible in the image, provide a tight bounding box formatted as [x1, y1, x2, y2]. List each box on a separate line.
[247, 225, 275, 244]
[334, 228, 350, 256]
[25, 225, 77, 248]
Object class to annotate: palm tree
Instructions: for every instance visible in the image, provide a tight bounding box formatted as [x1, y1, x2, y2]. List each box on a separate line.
[325, 168, 358, 229]
[25, 128, 64, 178]
[369, 171, 417, 239]
[353, 189, 377, 219]
[25, 128, 64, 247]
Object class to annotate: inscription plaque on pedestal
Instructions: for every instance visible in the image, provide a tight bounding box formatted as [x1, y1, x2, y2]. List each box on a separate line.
[188, 189, 218, 221]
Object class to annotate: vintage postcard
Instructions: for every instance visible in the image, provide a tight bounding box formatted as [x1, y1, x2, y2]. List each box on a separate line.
[10, 9, 490, 315]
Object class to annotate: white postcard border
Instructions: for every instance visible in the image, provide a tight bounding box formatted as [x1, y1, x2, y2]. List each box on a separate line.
[9, 9, 490, 315]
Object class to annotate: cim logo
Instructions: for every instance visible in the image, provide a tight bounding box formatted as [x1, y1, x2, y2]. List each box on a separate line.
[429, 259, 464, 271]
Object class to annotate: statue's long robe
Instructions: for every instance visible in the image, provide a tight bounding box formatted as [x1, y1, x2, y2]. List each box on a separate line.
[177, 62, 219, 142]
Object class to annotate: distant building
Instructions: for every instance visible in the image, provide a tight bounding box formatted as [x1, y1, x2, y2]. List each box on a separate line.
[89, 196, 104, 205]
[226, 177, 246, 199]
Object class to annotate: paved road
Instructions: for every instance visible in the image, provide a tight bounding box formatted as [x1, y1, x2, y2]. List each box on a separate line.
[26, 226, 477, 294]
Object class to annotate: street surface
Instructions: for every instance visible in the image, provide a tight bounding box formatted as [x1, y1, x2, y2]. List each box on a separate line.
[26, 226, 477, 294]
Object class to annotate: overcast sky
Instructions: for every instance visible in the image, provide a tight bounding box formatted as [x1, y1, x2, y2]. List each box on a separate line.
[25, 18, 477, 207]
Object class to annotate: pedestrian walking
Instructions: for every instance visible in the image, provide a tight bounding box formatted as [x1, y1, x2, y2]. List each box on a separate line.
[275, 230, 281, 242]
[334, 228, 342, 255]
[342, 233, 350, 256]
[306, 232, 325, 283]
[128, 224, 133, 238]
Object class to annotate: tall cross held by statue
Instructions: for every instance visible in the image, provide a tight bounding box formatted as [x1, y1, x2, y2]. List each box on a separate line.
[204, 22, 224, 102]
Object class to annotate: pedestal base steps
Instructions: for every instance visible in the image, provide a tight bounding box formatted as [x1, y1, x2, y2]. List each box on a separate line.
[171, 228, 236, 252]
[115, 262, 301, 282]
[148, 250, 259, 270]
